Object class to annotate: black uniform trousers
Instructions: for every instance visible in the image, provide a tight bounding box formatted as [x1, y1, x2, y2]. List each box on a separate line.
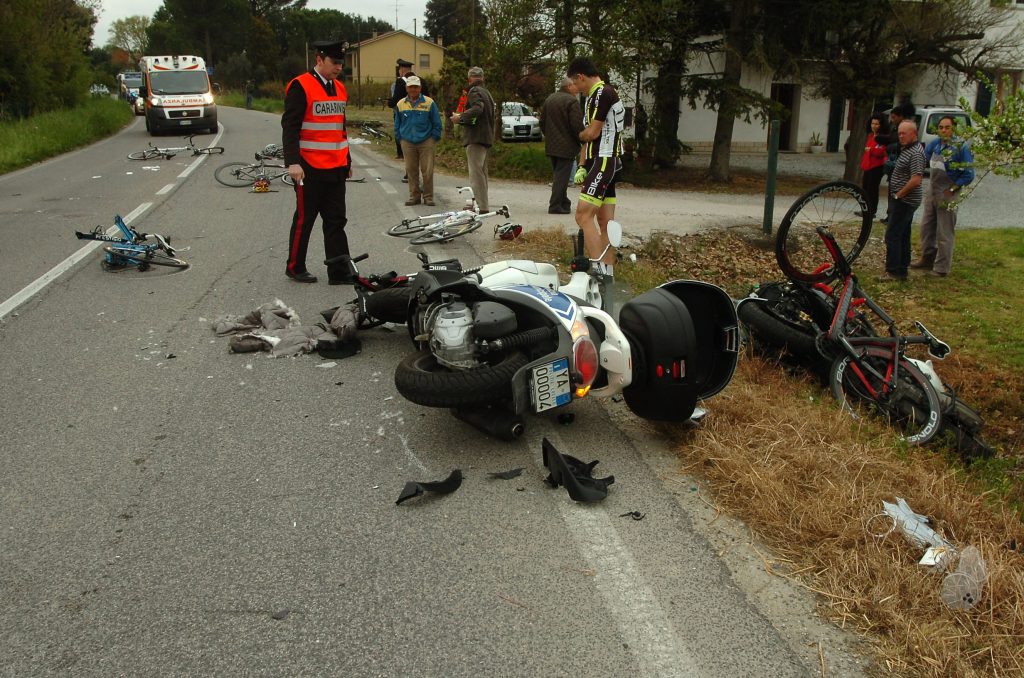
[286, 169, 349, 280]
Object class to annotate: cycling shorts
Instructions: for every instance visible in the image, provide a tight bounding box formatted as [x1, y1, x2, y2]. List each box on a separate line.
[579, 157, 622, 207]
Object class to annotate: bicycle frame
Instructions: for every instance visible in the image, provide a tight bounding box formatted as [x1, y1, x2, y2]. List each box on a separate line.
[75, 215, 178, 264]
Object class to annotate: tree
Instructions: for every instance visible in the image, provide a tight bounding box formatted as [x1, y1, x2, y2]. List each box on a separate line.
[785, 0, 1023, 181]
[107, 15, 150, 63]
[425, 0, 485, 50]
[949, 76, 1024, 207]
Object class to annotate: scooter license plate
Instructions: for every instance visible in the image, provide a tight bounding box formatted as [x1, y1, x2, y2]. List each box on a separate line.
[531, 358, 572, 412]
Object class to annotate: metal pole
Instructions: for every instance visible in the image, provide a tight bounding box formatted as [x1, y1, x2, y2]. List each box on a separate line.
[762, 119, 780, 235]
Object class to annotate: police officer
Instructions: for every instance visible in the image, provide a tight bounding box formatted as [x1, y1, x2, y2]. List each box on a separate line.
[388, 58, 414, 161]
[282, 40, 352, 284]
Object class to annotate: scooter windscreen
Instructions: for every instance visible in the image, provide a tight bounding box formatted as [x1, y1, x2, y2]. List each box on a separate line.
[619, 280, 740, 422]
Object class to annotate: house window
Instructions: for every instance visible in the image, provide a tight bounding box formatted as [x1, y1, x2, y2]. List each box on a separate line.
[419, 54, 430, 69]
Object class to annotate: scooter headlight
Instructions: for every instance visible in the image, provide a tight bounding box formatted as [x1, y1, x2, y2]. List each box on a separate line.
[572, 336, 599, 397]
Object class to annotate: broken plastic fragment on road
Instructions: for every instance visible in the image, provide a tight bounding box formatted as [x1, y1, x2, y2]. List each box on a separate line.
[488, 468, 524, 480]
[619, 511, 646, 521]
[542, 437, 614, 502]
[940, 546, 987, 610]
[395, 469, 463, 505]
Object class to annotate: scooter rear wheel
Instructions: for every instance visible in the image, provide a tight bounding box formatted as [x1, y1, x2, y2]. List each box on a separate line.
[395, 350, 529, 408]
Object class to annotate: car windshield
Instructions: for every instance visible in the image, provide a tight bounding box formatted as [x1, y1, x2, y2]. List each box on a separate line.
[920, 112, 971, 136]
[123, 76, 142, 88]
[502, 103, 532, 117]
[149, 71, 209, 95]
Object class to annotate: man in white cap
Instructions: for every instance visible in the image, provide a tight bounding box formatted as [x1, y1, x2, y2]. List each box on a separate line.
[394, 75, 442, 206]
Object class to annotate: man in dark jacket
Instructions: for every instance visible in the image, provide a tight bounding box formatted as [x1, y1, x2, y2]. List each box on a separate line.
[388, 58, 414, 160]
[449, 66, 495, 211]
[539, 76, 583, 214]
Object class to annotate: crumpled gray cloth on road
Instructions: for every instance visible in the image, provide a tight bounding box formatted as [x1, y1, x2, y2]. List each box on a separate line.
[212, 300, 359, 358]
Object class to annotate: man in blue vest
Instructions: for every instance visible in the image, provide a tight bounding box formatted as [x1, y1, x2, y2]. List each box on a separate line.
[282, 40, 352, 284]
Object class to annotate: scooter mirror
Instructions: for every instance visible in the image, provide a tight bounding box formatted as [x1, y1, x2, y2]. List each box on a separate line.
[606, 220, 623, 248]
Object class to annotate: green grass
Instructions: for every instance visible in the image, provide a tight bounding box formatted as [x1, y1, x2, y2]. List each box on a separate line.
[0, 98, 134, 174]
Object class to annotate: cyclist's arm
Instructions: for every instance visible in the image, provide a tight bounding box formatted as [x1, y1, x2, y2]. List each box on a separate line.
[579, 118, 604, 143]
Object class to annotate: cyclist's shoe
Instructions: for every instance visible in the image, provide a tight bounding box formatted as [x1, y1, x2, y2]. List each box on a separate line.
[494, 222, 523, 240]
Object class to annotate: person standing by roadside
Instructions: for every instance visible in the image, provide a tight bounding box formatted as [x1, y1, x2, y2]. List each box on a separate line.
[880, 120, 925, 282]
[879, 102, 915, 225]
[449, 67, 495, 211]
[388, 58, 414, 162]
[394, 76, 442, 206]
[912, 115, 975, 277]
[568, 57, 625, 272]
[281, 40, 352, 285]
[859, 113, 888, 220]
[539, 76, 583, 214]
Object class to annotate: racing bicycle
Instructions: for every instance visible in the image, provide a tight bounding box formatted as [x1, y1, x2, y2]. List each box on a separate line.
[214, 150, 295, 188]
[75, 215, 189, 270]
[128, 134, 225, 160]
[388, 187, 511, 244]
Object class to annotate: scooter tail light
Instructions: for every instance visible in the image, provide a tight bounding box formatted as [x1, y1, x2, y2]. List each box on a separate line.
[572, 336, 599, 394]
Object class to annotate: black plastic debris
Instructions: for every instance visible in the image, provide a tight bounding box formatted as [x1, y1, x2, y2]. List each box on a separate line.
[396, 469, 463, 505]
[488, 468, 524, 480]
[271, 609, 289, 620]
[542, 438, 614, 502]
[619, 511, 646, 521]
[557, 412, 575, 425]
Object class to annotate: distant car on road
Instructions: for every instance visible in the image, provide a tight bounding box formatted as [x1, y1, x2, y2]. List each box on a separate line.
[501, 102, 542, 142]
[90, 84, 110, 96]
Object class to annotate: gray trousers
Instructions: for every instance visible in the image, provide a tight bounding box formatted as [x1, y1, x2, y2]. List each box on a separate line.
[918, 169, 957, 274]
[548, 156, 573, 212]
[465, 144, 490, 211]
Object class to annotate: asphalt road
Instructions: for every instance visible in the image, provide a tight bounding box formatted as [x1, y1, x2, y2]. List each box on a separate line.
[1, 108, 868, 676]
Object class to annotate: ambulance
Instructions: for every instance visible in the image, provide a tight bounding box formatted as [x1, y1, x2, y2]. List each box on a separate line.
[139, 55, 218, 135]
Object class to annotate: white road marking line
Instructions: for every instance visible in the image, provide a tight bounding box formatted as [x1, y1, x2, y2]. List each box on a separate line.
[156, 184, 175, 195]
[0, 203, 152, 321]
[381, 183, 398, 194]
[365, 169, 381, 178]
[178, 125, 224, 179]
[532, 431, 701, 677]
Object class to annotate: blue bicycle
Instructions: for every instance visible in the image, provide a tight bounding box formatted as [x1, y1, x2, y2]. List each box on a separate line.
[75, 216, 189, 271]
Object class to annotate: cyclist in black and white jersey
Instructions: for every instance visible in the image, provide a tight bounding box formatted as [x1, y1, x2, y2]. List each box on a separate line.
[567, 57, 625, 272]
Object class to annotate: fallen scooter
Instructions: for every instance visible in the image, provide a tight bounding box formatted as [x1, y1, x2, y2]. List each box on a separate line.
[389, 221, 742, 439]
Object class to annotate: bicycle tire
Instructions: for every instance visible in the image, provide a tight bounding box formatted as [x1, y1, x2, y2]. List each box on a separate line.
[830, 346, 942, 445]
[409, 217, 483, 245]
[105, 247, 189, 270]
[281, 172, 295, 186]
[775, 181, 872, 284]
[198, 146, 225, 155]
[127, 149, 161, 160]
[214, 162, 260, 187]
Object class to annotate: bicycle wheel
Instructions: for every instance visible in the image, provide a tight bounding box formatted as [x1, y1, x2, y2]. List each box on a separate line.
[278, 171, 295, 186]
[198, 146, 225, 155]
[388, 218, 431, 237]
[106, 247, 189, 270]
[410, 217, 482, 245]
[214, 162, 261, 187]
[830, 346, 942, 445]
[775, 181, 872, 284]
[127, 149, 161, 160]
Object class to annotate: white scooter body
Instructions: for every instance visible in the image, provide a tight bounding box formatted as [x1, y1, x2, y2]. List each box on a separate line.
[474, 221, 621, 311]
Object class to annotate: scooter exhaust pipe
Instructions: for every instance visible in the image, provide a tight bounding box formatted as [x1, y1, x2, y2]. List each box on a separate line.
[452, 405, 525, 441]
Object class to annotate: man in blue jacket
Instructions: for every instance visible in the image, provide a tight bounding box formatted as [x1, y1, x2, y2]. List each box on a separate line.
[394, 76, 442, 206]
[912, 115, 975, 277]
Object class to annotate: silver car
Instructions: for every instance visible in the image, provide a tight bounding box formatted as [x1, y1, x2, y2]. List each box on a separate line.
[501, 102, 542, 141]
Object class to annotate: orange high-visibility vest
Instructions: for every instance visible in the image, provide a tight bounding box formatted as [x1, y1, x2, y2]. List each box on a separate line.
[289, 72, 349, 169]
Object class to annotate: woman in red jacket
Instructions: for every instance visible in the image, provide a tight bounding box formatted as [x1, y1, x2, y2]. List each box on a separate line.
[860, 113, 888, 220]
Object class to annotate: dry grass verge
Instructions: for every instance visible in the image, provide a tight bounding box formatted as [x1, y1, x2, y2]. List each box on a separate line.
[495, 224, 1024, 676]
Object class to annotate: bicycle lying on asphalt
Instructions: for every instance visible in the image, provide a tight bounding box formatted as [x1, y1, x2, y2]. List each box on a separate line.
[739, 180, 991, 457]
[387, 187, 514, 244]
[75, 215, 189, 270]
[214, 144, 294, 187]
[128, 134, 225, 160]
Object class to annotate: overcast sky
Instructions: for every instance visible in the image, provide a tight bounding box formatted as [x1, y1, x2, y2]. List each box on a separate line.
[92, 0, 429, 48]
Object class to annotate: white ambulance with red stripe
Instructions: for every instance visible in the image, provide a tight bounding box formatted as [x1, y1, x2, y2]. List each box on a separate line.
[139, 55, 218, 136]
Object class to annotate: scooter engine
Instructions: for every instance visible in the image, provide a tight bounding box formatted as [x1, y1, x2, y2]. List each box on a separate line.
[429, 301, 478, 369]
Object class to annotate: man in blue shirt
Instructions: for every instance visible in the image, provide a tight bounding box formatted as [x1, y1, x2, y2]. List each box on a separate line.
[912, 115, 975, 277]
[394, 76, 442, 206]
